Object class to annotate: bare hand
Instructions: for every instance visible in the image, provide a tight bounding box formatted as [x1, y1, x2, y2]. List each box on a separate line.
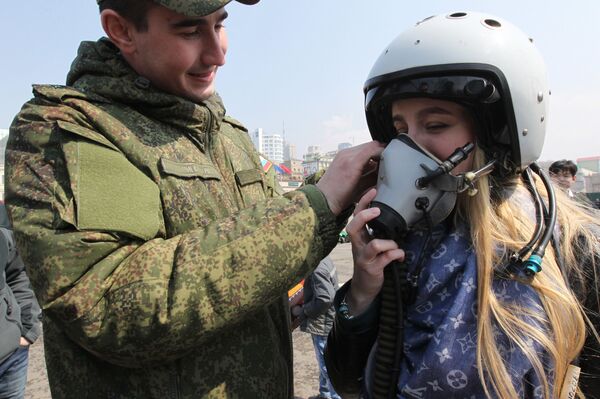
[316, 141, 385, 215]
[19, 337, 30, 347]
[346, 189, 404, 315]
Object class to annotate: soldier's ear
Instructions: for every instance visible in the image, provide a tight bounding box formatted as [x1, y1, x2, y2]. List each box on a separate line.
[100, 9, 137, 56]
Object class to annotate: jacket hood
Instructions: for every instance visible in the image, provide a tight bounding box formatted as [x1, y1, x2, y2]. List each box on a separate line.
[66, 38, 226, 131]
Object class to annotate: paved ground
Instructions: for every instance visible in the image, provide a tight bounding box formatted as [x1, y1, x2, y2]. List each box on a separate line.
[24, 243, 354, 399]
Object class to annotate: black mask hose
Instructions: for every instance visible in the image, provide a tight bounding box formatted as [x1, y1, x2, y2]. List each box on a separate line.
[371, 256, 408, 399]
[522, 162, 557, 276]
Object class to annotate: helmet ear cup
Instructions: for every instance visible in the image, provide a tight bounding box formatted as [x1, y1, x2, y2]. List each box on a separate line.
[364, 11, 549, 175]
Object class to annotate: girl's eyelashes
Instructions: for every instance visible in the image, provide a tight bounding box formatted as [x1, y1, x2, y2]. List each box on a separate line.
[426, 122, 450, 131]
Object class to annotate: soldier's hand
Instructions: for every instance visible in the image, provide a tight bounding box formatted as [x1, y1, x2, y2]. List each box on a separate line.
[316, 141, 385, 215]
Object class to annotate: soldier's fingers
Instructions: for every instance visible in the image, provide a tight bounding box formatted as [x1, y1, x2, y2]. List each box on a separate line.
[353, 188, 377, 216]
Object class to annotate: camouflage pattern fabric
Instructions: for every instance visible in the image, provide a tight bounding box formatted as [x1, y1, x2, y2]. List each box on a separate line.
[5, 38, 344, 399]
[97, 0, 259, 17]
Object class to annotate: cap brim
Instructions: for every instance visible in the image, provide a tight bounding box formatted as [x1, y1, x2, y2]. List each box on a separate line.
[153, 0, 258, 17]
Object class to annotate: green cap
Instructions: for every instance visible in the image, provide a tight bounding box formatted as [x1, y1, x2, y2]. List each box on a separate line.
[98, 0, 259, 17]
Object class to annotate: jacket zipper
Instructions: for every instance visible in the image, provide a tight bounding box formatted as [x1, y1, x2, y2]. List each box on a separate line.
[204, 109, 215, 163]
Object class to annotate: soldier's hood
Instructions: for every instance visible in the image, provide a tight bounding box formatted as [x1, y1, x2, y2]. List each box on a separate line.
[66, 38, 226, 132]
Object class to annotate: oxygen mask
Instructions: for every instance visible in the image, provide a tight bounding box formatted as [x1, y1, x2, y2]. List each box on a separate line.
[368, 134, 494, 241]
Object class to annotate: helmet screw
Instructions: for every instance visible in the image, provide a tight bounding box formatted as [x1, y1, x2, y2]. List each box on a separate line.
[537, 92, 544, 102]
[414, 40, 421, 45]
[522, 129, 528, 136]
[541, 115, 545, 122]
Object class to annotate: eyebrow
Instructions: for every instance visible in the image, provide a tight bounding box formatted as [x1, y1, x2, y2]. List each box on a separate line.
[170, 11, 228, 28]
[417, 106, 453, 118]
[392, 106, 454, 122]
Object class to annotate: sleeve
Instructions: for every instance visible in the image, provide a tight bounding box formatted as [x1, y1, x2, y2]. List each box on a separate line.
[302, 257, 336, 319]
[325, 281, 379, 395]
[3, 227, 42, 344]
[5, 104, 346, 367]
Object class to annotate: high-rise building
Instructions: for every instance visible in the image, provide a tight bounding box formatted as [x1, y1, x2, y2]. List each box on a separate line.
[250, 128, 264, 154]
[250, 128, 284, 164]
[284, 142, 296, 162]
[263, 134, 284, 164]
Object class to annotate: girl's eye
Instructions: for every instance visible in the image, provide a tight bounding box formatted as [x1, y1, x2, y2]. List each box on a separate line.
[426, 123, 448, 131]
[393, 122, 407, 134]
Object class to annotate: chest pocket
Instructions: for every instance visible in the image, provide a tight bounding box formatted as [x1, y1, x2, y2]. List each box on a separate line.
[61, 126, 162, 241]
[235, 168, 266, 207]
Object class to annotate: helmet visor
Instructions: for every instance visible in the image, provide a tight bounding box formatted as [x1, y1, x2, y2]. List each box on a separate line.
[366, 75, 501, 111]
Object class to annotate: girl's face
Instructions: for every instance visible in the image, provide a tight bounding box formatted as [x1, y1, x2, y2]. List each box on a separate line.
[391, 98, 476, 174]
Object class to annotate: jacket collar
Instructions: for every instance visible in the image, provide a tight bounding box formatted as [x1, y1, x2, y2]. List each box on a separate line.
[66, 38, 226, 147]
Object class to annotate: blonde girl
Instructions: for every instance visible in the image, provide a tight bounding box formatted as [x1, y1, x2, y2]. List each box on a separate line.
[325, 11, 600, 399]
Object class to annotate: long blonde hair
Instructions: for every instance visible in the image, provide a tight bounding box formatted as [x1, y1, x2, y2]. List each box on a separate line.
[455, 148, 599, 398]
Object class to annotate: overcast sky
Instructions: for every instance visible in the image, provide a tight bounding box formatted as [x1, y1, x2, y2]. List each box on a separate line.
[1, 1, 599, 161]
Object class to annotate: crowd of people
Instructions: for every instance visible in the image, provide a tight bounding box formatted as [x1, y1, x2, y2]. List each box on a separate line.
[1, 1, 599, 399]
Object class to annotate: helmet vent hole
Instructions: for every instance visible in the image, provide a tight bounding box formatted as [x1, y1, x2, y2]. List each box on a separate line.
[448, 12, 467, 18]
[483, 19, 502, 28]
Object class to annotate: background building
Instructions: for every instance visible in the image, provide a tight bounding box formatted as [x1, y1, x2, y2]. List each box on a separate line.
[302, 146, 334, 177]
[251, 128, 284, 164]
[577, 156, 600, 173]
[284, 142, 296, 162]
[250, 128, 263, 155]
[282, 159, 303, 181]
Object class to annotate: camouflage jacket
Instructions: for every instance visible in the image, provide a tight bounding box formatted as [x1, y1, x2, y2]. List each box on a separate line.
[5, 39, 344, 398]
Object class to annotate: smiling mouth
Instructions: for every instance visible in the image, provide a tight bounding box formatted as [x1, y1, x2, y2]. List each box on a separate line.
[187, 70, 214, 82]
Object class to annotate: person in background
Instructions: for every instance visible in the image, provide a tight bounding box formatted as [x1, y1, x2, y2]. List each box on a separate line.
[292, 257, 341, 399]
[549, 159, 578, 197]
[0, 203, 42, 399]
[549, 160, 596, 206]
[4, 0, 383, 398]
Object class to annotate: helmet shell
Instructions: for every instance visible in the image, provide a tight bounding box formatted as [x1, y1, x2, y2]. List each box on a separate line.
[365, 11, 549, 174]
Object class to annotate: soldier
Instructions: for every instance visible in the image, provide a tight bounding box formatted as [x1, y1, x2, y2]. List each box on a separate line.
[4, 1, 383, 398]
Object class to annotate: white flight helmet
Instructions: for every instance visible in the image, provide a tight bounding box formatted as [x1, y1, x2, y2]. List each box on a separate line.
[364, 11, 549, 175]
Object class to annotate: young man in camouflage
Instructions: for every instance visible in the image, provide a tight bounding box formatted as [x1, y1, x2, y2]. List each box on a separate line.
[5, 0, 383, 398]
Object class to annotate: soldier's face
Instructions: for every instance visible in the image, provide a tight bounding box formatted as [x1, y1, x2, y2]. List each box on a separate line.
[127, 5, 228, 102]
